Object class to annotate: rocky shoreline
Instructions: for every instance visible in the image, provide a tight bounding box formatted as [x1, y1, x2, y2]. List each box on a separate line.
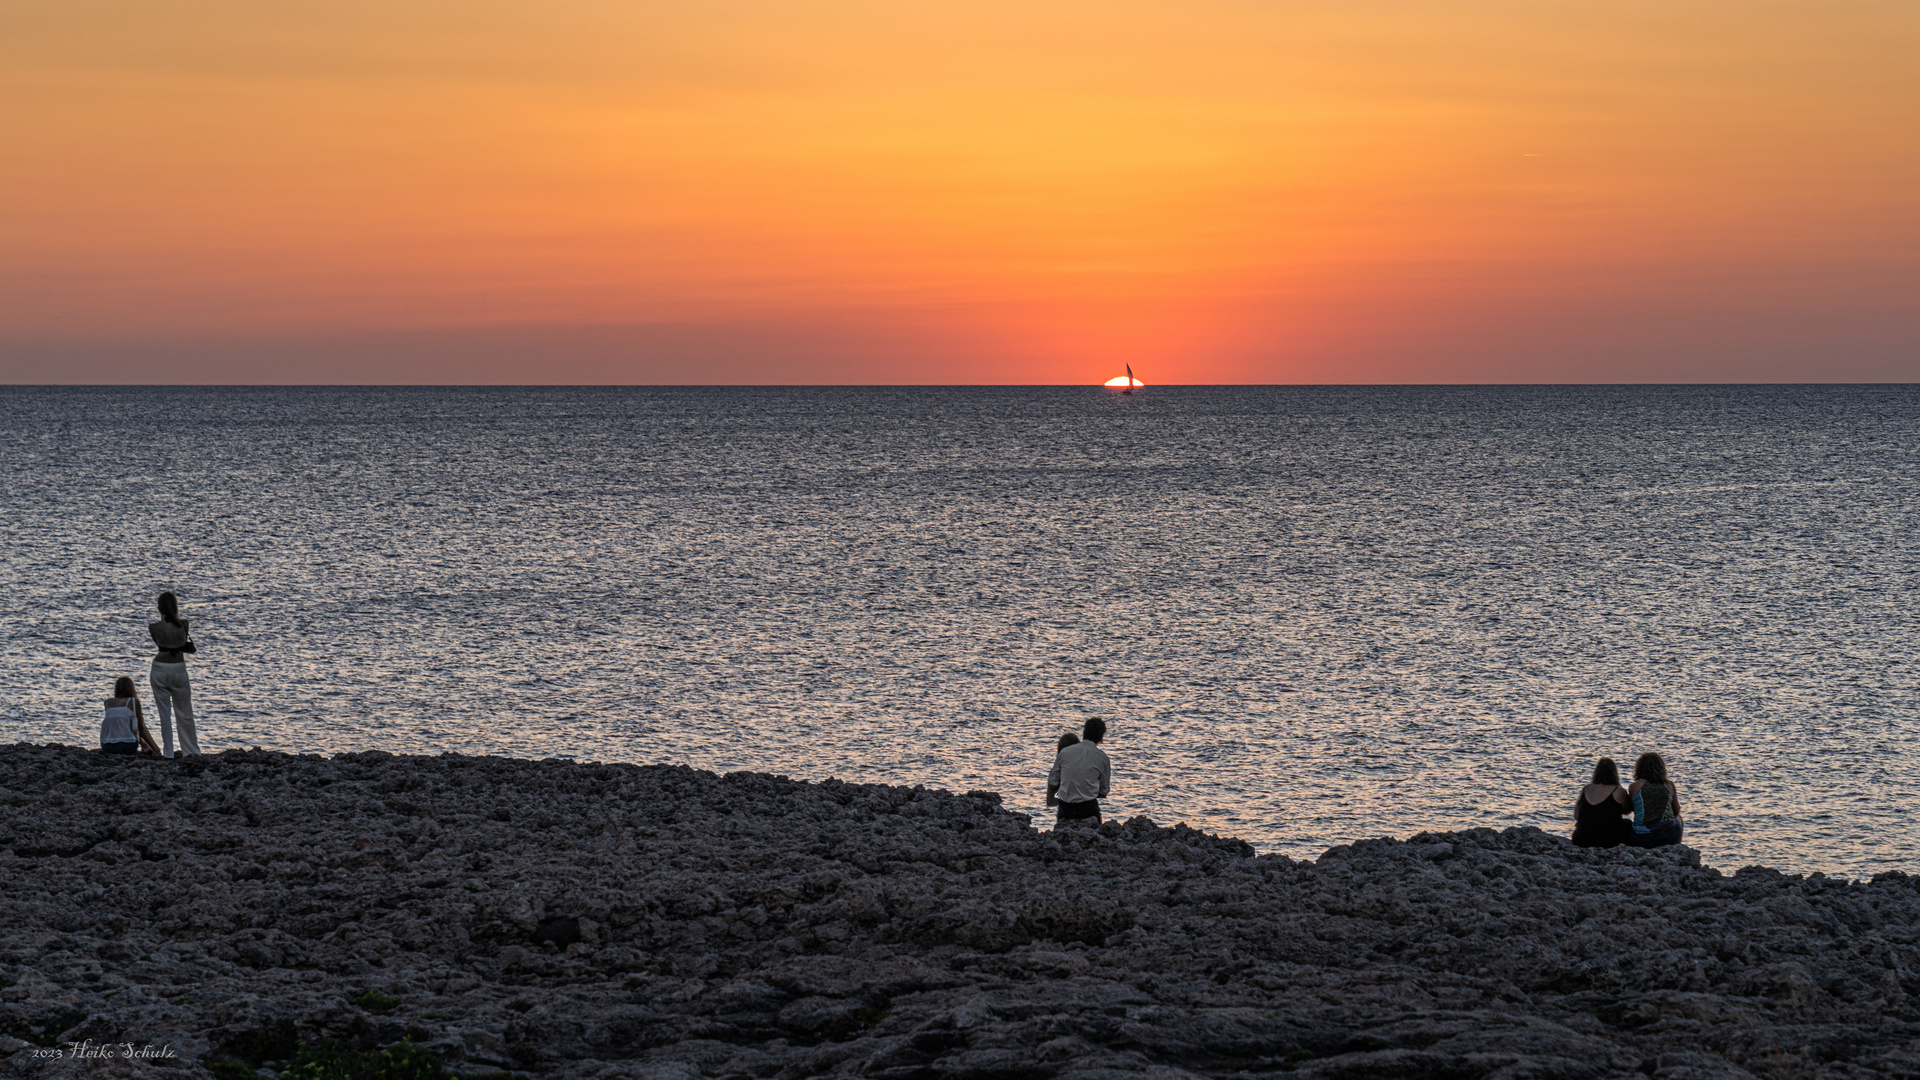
[4, 745, 1920, 1079]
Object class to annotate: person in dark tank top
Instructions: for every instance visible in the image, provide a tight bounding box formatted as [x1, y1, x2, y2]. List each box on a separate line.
[1571, 756, 1633, 848]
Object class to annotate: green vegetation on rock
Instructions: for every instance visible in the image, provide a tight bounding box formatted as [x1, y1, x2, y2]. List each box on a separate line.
[283, 1040, 451, 1080]
[209, 1021, 467, 1080]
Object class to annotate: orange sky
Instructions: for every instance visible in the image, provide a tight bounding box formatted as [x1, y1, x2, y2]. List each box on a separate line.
[3, 1, 1917, 383]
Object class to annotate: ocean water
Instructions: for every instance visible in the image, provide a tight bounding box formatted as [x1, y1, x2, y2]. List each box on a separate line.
[4, 385, 1917, 875]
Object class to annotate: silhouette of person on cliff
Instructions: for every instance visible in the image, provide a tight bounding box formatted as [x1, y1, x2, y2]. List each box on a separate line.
[1571, 756, 1633, 848]
[148, 590, 200, 758]
[1047, 717, 1110, 827]
[1625, 752, 1684, 847]
[101, 676, 162, 757]
[1045, 731, 1079, 809]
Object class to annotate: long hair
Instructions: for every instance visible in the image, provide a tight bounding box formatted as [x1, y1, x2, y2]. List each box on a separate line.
[113, 676, 136, 699]
[1590, 757, 1620, 786]
[1634, 752, 1668, 783]
[1057, 732, 1080, 750]
[157, 591, 181, 627]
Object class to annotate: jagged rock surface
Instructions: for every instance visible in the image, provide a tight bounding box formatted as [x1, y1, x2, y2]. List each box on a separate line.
[4, 746, 1920, 1080]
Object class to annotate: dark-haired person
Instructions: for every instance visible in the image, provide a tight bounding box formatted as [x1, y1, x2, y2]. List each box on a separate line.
[1571, 757, 1632, 848]
[1047, 717, 1110, 826]
[148, 590, 200, 758]
[1045, 731, 1081, 807]
[102, 676, 162, 757]
[1626, 752, 1683, 848]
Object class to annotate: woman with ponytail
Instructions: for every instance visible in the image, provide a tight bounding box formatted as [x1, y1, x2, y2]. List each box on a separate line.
[148, 591, 200, 758]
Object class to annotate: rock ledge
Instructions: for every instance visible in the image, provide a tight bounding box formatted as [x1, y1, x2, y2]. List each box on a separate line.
[4, 745, 1919, 1079]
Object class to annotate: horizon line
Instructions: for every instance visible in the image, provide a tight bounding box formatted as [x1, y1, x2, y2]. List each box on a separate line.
[5, 382, 1920, 389]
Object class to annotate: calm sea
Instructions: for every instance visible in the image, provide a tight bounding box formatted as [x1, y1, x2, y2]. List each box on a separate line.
[5, 386, 1916, 874]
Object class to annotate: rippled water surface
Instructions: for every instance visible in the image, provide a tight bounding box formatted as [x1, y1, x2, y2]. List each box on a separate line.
[5, 386, 1917, 874]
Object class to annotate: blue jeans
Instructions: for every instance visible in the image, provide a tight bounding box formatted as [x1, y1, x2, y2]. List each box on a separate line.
[1627, 820, 1684, 848]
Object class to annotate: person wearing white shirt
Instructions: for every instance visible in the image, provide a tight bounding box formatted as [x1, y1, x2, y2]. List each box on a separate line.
[1047, 717, 1111, 826]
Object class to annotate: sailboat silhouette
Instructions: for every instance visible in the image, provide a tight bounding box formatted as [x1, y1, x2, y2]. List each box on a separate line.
[1123, 364, 1134, 395]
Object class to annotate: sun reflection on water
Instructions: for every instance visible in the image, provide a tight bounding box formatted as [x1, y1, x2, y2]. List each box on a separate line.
[6, 385, 1918, 877]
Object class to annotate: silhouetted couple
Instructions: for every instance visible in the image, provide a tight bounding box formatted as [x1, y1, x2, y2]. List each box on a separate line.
[1047, 717, 1111, 827]
[1573, 753, 1683, 848]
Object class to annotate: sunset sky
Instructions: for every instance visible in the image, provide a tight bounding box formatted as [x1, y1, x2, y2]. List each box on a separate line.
[4, 1, 1917, 383]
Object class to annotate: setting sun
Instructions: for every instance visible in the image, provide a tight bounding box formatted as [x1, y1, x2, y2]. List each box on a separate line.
[1104, 376, 1146, 389]
[2, 0, 1916, 383]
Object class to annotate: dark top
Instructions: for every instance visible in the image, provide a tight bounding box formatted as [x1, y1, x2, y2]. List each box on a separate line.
[1639, 781, 1677, 827]
[1572, 787, 1633, 848]
[150, 618, 193, 663]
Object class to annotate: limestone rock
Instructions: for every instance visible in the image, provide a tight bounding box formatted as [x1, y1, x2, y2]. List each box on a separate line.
[3, 745, 1919, 1079]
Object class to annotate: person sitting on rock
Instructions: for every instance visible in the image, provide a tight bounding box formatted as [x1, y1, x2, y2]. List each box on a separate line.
[1571, 756, 1632, 848]
[1625, 752, 1684, 848]
[1047, 718, 1110, 827]
[102, 676, 163, 757]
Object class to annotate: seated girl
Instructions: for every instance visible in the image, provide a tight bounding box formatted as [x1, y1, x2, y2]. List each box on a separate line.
[101, 677, 163, 757]
[1626, 752, 1684, 848]
[1572, 756, 1632, 848]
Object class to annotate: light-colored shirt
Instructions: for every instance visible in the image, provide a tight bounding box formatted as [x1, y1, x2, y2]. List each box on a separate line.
[1049, 740, 1111, 804]
[101, 699, 138, 744]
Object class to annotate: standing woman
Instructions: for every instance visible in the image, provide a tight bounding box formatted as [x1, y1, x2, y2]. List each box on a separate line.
[148, 591, 200, 758]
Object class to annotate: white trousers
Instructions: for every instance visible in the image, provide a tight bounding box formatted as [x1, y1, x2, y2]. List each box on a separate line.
[150, 661, 198, 758]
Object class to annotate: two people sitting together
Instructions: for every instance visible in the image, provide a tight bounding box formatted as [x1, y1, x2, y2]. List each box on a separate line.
[1573, 752, 1683, 848]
